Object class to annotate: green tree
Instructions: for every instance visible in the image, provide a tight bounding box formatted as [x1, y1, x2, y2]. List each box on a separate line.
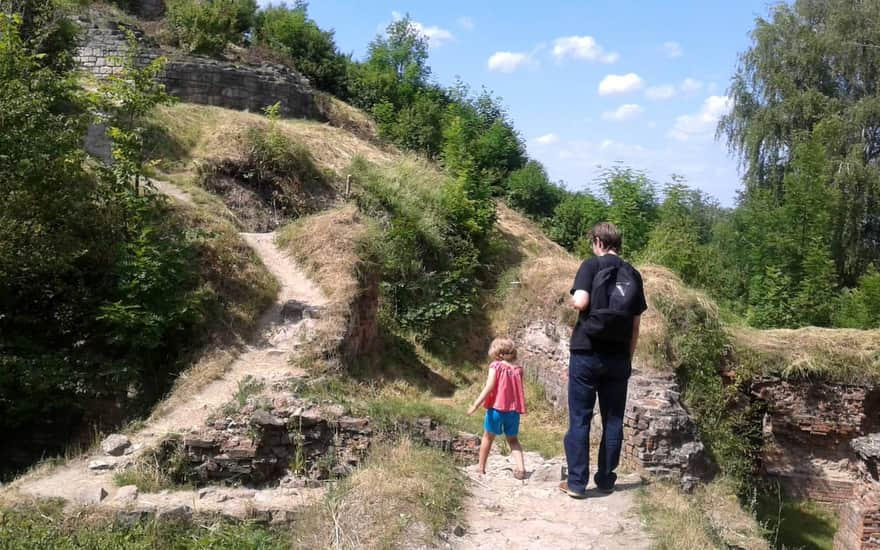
[348, 15, 430, 110]
[641, 181, 720, 286]
[546, 192, 608, 254]
[255, 2, 348, 96]
[597, 167, 658, 255]
[719, 0, 880, 285]
[166, 0, 257, 56]
[505, 160, 564, 219]
[748, 265, 796, 328]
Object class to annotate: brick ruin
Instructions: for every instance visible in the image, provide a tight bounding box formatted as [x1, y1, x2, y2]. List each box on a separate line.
[142, 392, 479, 487]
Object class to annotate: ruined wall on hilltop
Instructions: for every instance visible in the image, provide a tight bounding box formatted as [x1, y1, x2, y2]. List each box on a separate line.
[74, 16, 322, 120]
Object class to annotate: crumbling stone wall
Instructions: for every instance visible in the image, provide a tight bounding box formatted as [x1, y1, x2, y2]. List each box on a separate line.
[73, 16, 322, 120]
[624, 373, 712, 489]
[834, 434, 880, 549]
[752, 378, 877, 507]
[168, 393, 479, 485]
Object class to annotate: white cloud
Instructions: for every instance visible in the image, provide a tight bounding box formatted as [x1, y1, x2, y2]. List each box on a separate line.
[390, 12, 453, 47]
[598, 73, 644, 95]
[663, 41, 683, 58]
[535, 133, 559, 145]
[669, 95, 732, 141]
[680, 78, 703, 93]
[487, 51, 532, 73]
[457, 16, 474, 30]
[645, 84, 676, 100]
[601, 103, 643, 121]
[552, 35, 619, 63]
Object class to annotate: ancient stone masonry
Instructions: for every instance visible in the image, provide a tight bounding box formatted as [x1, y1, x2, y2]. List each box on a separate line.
[751, 378, 879, 507]
[154, 392, 479, 486]
[835, 434, 880, 549]
[73, 16, 323, 120]
[624, 374, 712, 490]
[516, 320, 710, 488]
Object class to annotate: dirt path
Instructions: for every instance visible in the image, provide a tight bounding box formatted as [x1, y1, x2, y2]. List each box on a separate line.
[452, 451, 652, 550]
[4, 184, 327, 515]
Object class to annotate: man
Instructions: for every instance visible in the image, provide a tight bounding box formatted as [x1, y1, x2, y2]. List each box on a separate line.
[559, 222, 647, 498]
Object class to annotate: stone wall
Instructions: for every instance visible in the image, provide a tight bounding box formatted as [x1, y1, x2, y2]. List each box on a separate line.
[73, 16, 323, 120]
[165, 392, 479, 485]
[835, 434, 880, 549]
[752, 378, 878, 507]
[624, 373, 712, 490]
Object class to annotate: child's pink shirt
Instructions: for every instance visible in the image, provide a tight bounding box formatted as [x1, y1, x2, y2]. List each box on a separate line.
[482, 361, 527, 414]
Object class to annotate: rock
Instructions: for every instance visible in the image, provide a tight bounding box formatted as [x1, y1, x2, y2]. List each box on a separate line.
[101, 434, 131, 456]
[115, 507, 155, 527]
[79, 486, 108, 504]
[280, 300, 306, 321]
[453, 525, 466, 537]
[198, 487, 216, 499]
[530, 463, 563, 482]
[251, 410, 285, 427]
[88, 460, 114, 471]
[337, 416, 370, 432]
[112, 485, 139, 504]
[157, 504, 192, 522]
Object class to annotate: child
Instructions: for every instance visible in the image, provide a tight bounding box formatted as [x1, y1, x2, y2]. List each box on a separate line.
[467, 337, 527, 479]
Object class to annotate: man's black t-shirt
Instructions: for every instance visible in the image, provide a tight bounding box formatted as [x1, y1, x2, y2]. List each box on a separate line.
[569, 254, 648, 353]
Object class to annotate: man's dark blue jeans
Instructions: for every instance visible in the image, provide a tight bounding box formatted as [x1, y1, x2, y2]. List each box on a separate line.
[564, 350, 631, 493]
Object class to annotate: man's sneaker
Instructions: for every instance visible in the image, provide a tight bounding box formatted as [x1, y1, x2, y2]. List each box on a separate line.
[558, 481, 587, 499]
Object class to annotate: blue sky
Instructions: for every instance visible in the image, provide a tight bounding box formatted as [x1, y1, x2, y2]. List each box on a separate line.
[297, 1, 778, 206]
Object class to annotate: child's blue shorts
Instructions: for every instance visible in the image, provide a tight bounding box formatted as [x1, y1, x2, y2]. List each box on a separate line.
[484, 408, 520, 436]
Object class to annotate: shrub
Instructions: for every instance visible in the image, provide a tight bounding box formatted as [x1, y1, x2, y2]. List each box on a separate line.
[165, 0, 256, 56]
[505, 160, 564, 219]
[546, 192, 607, 252]
[350, 157, 492, 340]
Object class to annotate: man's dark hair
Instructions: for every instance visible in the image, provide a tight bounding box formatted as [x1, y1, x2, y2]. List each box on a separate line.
[588, 222, 622, 253]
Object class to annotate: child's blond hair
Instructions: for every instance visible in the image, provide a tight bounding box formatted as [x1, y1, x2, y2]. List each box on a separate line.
[488, 337, 518, 362]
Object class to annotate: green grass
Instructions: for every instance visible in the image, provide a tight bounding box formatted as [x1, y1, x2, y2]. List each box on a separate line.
[292, 439, 464, 549]
[756, 491, 838, 549]
[0, 504, 286, 550]
[638, 479, 769, 550]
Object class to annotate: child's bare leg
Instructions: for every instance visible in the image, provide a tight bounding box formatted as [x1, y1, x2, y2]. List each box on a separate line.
[478, 432, 495, 474]
[507, 436, 525, 474]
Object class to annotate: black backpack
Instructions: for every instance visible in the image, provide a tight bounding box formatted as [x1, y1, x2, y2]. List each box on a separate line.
[582, 261, 640, 343]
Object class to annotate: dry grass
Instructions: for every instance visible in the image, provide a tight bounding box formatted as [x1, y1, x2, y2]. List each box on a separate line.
[149, 103, 393, 176]
[639, 480, 768, 550]
[276, 204, 372, 312]
[732, 326, 880, 384]
[291, 439, 463, 550]
[275, 205, 377, 365]
[314, 93, 382, 144]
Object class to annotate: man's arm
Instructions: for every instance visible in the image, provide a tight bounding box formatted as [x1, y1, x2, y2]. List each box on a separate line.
[629, 315, 641, 358]
[572, 289, 589, 311]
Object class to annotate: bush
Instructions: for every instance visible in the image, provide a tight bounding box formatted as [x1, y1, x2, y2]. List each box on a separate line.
[833, 266, 880, 328]
[165, 0, 256, 56]
[350, 157, 493, 340]
[505, 160, 564, 219]
[255, 3, 349, 96]
[546, 192, 607, 253]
